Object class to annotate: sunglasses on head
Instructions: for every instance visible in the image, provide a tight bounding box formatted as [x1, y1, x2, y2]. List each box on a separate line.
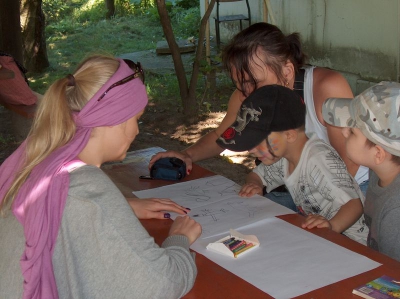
[97, 59, 144, 102]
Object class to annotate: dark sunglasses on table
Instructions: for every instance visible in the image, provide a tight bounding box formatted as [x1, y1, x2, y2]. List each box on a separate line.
[97, 59, 144, 102]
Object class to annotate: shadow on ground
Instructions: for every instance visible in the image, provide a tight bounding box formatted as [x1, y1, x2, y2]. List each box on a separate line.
[0, 48, 253, 185]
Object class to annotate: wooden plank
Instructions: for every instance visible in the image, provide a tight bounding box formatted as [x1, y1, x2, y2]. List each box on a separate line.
[156, 39, 196, 55]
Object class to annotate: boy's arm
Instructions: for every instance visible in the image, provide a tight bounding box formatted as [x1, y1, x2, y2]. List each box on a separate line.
[239, 172, 264, 197]
[301, 143, 365, 233]
[379, 206, 400, 261]
[302, 198, 363, 233]
[150, 90, 245, 171]
[329, 198, 363, 233]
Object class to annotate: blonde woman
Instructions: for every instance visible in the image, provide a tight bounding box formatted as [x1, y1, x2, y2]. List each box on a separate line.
[0, 55, 201, 299]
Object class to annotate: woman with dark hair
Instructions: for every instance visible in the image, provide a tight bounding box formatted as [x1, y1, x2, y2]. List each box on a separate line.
[150, 22, 368, 211]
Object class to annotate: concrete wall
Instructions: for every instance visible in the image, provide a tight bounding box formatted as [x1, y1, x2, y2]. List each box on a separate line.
[201, 0, 400, 95]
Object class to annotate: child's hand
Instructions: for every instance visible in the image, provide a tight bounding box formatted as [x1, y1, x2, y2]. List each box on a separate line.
[239, 183, 263, 197]
[301, 214, 332, 230]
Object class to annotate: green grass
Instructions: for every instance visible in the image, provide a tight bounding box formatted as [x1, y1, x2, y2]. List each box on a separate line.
[0, 134, 14, 145]
[29, 0, 232, 113]
[30, 13, 164, 94]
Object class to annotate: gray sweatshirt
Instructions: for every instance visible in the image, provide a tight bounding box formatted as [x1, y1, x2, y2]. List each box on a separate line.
[364, 170, 400, 262]
[0, 165, 197, 298]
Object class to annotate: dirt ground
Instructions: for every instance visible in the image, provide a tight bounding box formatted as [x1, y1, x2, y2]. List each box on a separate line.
[0, 50, 255, 185]
[0, 107, 20, 163]
[0, 102, 254, 186]
[129, 106, 254, 185]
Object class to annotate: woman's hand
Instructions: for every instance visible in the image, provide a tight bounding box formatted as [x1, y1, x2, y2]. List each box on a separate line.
[169, 216, 202, 245]
[127, 197, 190, 220]
[149, 151, 193, 175]
[301, 214, 332, 230]
[239, 183, 263, 197]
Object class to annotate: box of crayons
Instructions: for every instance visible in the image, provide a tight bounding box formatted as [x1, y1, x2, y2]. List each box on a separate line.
[206, 229, 259, 258]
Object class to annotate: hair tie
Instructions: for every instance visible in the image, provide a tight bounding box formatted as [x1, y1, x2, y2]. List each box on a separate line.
[66, 74, 76, 86]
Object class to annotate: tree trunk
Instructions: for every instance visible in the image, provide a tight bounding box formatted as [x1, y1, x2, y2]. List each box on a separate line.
[156, 0, 192, 115]
[105, 0, 115, 19]
[156, 0, 216, 117]
[0, 0, 24, 62]
[20, 0, 49, 72]
[188, 0, 216, 111]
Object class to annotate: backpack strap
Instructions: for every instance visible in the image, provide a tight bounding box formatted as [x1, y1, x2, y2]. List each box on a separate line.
[293, 68, 305, 99]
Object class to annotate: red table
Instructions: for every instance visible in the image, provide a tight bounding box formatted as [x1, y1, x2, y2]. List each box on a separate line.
[102, 147, 400, 299]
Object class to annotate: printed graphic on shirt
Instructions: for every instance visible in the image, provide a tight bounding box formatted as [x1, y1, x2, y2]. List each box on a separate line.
[255, 135, 368, 244]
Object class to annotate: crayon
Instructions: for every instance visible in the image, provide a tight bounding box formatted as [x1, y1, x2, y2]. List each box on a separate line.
[234, 243, 254, 258]
[225, 240, 237, 247]
[228, 240, 242, 248]
[222, 237, 235, 245]
[231, 243, 247, 253]
[230, 240, 246, 251]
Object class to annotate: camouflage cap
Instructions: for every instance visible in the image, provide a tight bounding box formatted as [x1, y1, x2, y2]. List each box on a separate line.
[322, 81, 400, 156]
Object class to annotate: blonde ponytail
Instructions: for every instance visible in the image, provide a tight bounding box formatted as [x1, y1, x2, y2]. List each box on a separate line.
[1, 54, 119, 212]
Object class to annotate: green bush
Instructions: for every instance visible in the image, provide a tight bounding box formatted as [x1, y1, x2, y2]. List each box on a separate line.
[175, 0, 199, 9]
[171, 7, 200, 38]
[32, 0, 230, 108]
[115, 0, 137, 16]
[43, 0, 80, 24]
[46, 19, 79, 36]
[74, 2, 108, 23]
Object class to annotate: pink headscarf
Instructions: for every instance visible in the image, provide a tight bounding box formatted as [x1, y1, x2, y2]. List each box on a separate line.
[0, 58, 148, 299]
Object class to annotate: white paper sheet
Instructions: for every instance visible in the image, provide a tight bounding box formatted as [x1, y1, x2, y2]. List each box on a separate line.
[191, 218, 381, 299]
[133, 175, 295, 237]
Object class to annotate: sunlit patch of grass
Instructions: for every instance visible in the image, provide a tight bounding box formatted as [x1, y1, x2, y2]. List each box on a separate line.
[146, 73, 181, 103]
[31, 0, 234, 110]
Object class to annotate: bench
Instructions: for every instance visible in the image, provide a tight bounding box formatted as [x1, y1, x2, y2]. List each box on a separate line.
[0, 101, 37, 141]
[0, 93, 39, 141]
[0, 60, 39, 141]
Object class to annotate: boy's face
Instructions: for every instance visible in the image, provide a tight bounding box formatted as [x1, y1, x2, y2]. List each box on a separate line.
[342, 127, 374, 167]
[249, 132, 285, 165]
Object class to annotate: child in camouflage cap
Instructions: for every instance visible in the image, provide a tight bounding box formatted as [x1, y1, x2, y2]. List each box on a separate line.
[323, 81, 400, 261]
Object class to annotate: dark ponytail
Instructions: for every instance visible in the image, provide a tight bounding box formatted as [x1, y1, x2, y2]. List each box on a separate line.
[285, 33, 307, 71]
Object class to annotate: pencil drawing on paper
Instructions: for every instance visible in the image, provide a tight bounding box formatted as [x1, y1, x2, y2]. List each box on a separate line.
[205, 179, 239, 196]
[133, 175, 296, 238]
[183, 178, 240, 203]
[192, 200, 267, 223]
[226, 201, 261, 218]
[194, 208, 229, 222]
[184, 186, 211, 202]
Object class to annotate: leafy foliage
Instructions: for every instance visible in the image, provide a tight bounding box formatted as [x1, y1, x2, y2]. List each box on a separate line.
[32, 0, 231, 113]
[170, 7, 200, 38]
[42, 0, 80, 24]
[175, 0, 199, 9]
